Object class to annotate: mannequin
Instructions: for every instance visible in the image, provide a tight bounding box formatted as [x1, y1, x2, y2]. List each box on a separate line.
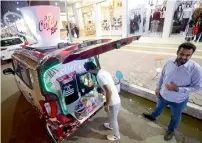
[159, 6, 166, 32]
[152, 8, 160, 33]
[130, 10, 141, 34]
[181, 4, 192, 32]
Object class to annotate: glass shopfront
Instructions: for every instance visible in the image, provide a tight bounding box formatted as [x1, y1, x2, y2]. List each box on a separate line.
[81, 5, 96, 36]
[128, 0, 167, 36]
[129, 6, 142, 35]
[148, 0, 167, 35]
[171, 0, 201, 36]
[100, 1, 112, 35]
[171, 0, 194, 35]
[100, 0, 122, 36]
[111, 0, 122, 35]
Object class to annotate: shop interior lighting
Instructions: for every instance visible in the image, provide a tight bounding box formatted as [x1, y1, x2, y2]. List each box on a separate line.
[55, 2, 58, 5]
[16, 8, 20, 11]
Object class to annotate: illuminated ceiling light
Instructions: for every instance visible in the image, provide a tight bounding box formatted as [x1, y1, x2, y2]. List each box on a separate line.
[16, 8, 20, 11]
[55, 2, 58, 5]
[17, 1, 19, 4]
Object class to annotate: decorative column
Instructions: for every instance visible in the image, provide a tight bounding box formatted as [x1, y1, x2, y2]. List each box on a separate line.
[95, 2, 102, 37]
[73, 3, 79, 27]
[162, 0, 177, 38]
[76, 2, 84, 36]
[122, 0, 128, 37]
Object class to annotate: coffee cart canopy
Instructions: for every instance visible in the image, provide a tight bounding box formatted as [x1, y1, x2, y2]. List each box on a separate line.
[13, 36, 140, 69]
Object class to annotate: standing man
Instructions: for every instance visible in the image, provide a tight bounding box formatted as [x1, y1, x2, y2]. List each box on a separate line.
[84, 62, 121, 141]
[143, 42, 202, 141]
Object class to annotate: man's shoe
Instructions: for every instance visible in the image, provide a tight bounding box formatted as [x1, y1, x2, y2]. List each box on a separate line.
[142, 113, 156, 121]
[107, 135, 120, 141]
[164, 131, 174, 141]
[104, 123, 113, 130]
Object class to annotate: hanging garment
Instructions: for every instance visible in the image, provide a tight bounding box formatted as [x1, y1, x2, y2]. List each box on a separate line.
[182, 8, 192, 19]
[130, 20, 135, 34]
[151, 20, 159, 33]
[149, 15, 152, 31]
[153, 11, 161, 21]
[133, 14, 141, 23]
[185, 27, 194, 41]
[181, 18, 189, 31]
[192, 7, 202, 22]
[158, 18, 164, 32]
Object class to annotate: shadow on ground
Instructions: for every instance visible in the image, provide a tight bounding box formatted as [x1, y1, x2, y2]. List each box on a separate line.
[1, 92, 50, 143]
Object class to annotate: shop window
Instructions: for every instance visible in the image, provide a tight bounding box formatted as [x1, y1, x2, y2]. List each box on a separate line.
[12, 59, 21, 77]
[81, 5, 96, 36]
[12, 60, 33, 89]
[100, 0, 122, 35]
[171, 0, 194, 34]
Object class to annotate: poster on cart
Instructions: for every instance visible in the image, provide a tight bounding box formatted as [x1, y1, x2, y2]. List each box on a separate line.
[57, 72, 79, 105]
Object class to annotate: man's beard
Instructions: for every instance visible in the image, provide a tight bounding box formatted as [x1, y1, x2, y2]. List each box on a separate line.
[176, 58, 188, 66]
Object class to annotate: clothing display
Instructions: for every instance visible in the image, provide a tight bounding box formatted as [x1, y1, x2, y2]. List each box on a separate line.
[143, 17, 146, 32]
[172, 2, 194, 34]
[161, 6, 166, 19]
[158, 6, 166, 32]
[151, 20, 160, 33]
[181, 7, 192, 31]
[153, 11, 161, 21]
[182, 8, 192, 19]
[129, 10, 141, 34]
[181, 18, 189, 31]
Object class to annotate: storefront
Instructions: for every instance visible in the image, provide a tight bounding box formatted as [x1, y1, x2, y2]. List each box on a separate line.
[99, 0, 122, 36]
[127, 0, 167, 36]
[171, 0, 201, 36]
[67, 0, 202, 38]
[81, 5, 96, 36]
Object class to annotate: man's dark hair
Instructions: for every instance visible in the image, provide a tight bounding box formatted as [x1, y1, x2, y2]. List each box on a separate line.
[84, 62, 97, 71]
[177, 42, 197, 53]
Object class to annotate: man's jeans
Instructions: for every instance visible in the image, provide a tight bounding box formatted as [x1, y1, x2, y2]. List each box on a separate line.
[196, 32, 202, 41]
[151, 95, 188, 132]
[108, 103, 120, 137]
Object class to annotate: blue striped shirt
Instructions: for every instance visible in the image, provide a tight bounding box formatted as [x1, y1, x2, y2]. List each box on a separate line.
[157, 59, 202, 103]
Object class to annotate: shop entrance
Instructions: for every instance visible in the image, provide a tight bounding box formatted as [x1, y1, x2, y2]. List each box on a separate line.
[171, 0, 201, 37]
[128, 0, 167, 37]
[80, 5, 96, 36]
[100, 0, 122, 36]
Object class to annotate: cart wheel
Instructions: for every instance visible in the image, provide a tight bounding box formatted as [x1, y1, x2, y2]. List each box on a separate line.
[46, 124, 58, 143]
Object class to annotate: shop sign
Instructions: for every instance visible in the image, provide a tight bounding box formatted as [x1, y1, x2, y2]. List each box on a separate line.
[39, 14, 58, 35]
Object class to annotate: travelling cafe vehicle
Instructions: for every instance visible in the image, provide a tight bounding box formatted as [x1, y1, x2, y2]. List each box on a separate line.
[3, 36, 140, 142]
[3, 4, 141, 143]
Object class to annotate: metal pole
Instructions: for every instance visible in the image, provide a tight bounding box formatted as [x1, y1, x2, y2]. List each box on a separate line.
[65, 0, 73, 42]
